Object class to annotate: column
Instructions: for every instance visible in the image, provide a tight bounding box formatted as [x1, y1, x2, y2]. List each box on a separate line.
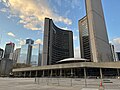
[42, 70, 45, 77]
[84, 68, 87, 87]
[29, 71, 31, 77]
[19, 72, 21, 77]
[50, 70, 52, 77]
[35, 71, 38, 77]
[117, 69, 119, 77]
[60, 69, 62, 77]
[71, 68, 73, 77]
[24, 72, 26, 78]
[100, 68, 103, 79]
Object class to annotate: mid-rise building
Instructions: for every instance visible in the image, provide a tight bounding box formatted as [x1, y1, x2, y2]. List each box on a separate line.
[80, 0, 113, 62]
[12, 48, 21, 64]
[4, 42, 15, 59]
[42, 18, 74, 65]
[0, 48, 4, 60]
[0, 58, 13, 76]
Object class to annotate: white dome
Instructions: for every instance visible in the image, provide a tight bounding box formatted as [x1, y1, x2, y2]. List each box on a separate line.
[57, 58, 89, 63]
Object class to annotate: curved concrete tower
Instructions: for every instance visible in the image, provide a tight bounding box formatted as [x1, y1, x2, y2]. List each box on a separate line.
[85, 0, 113, 62]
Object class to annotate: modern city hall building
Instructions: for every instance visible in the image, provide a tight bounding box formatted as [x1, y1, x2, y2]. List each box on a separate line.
[79, 0, 113, 62]
[12, 0, 120, 78]
[42, 18, 74, 65]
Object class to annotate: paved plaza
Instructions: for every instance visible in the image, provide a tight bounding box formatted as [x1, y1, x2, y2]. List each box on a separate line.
[0, 78, 120, 90]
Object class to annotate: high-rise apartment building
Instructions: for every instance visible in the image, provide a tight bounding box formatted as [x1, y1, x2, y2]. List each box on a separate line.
[79, 0, 113, 62]
[4, 42, 15, 59]
[42, 18, 74, 65]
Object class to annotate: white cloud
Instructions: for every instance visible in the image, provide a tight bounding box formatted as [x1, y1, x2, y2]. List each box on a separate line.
[112, 38, 120, 52]
[113, 38, 120, 44]
[73, 35, 78, 41]
[35, 39, 43, 45]
[19, 39, 26, 46]
[7, 32, 15, 37]
[0, 8, 7, 12]
[1, 0, 72, 31]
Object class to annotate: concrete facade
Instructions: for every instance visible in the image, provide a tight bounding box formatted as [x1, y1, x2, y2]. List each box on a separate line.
[85, 0, 113, 62]
[13, 61, 120, 79]
[42, 18, 74, 65]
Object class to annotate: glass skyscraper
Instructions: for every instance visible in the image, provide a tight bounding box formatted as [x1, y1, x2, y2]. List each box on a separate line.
[18, 39, 42, 66]
[4, 42, 15, 59]
[18, 39, 33, 65]
[31, 44, 42, 66]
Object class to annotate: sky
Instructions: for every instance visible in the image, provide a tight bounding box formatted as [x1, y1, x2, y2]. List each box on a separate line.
[0, 0, 120, 58]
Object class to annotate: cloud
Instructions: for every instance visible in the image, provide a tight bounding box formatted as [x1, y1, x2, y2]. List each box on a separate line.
[35, 39, 43, 45]
[7, 32, 15, 37]
[0, 8, 7, 12]
[111, 38, 120, 52]
[61, 27, 71, 30]
[73, 35, 78, 41]
[19, 39, 26, 46]
[113, 38, 120, 44]
[1, 0, 72, 31]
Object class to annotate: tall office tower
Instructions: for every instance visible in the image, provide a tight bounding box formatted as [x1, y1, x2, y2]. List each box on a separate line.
[26, 39, 34, 45]
[12, 48, 21, 64]
[0, 48, 4, 60]
[31, 44, 42, 66]
[85, 0, 113, 62]
[19, 39, 33, 65]
[79, 16, 91, 60]
[4, 42, 15, 59]
[42, 18, 74, 65]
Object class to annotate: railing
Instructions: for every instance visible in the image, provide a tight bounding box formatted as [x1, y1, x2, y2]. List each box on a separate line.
[35, 78, 120, 89]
